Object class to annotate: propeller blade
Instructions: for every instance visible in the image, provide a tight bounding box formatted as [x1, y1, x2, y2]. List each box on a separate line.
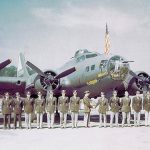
[145, 78, 150, 84]
[46, 85, 53, 98]
[122, 61, 134, 63]
[26, 61, 45, 77]
[143, 85, 148, 91]
[129, 70, 142, 80]
[55, 67, 76, 79]
[0, 59, 12, 70]
[143, 85, 148, 96]
[34, 74, 41, 83]
[47, 85, 52, 92]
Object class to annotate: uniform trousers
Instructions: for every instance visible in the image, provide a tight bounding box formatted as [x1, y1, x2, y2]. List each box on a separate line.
[25, 113, 32, 129]
[14, 114, 22, 128]
[122, 112, 131, 126]
[134, 111, 141, 126]
[71, 112, 78, 128]
[110, 112, 119, 127]
[3, 114, 11, 129]
[99, 113, 107, 127]
[36, 113, 43, 128]
[145, 111, 150, 126]
[84, 112, 90, 127]
[47, 112, 55, 128]
[60, 112, 67, 128]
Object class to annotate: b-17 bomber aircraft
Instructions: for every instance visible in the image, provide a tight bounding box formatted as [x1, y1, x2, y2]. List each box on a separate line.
[0, 49, 149, 98]
[0, 25, 150, 98]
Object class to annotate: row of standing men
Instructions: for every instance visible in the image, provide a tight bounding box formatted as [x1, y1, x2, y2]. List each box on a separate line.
[1, 89, 150, 129]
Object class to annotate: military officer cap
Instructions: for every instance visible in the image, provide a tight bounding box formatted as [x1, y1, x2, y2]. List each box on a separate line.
[84, 90, 90, 94]
[61, 90, 66, 93]
[136, 91, 140, 94]
[73, 90, 77, 94]
[38, 91, 42, 95]
[26, 91, 31, 95]
[16, 92, 20, 96]
[5, 92, 9, 96]
[113, 90, 117, 94]
[101, 92, 105, 95]
[49, 90, 53, 94]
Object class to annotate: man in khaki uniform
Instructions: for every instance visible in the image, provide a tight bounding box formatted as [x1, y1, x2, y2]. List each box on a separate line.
[109, 90, 120, 127]
[132, 91, 142, 127]
[58, 90, 69, 128]
[46, 90, 57, 128]
[143, 91, 150, 126]
[23, 91, 34, 129]
[13, 92, 23, 129]
[69, 90, 80, 128]
[35, 91, 45, 129]
[95, 92, 109, 128]
[2, 92, 13, 129]
[121, 91, 131, 127]
[83, 91, 93, 128]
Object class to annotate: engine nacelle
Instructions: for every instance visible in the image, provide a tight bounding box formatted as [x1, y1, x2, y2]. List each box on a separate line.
[34, 70, 60, 91]
[125, 71, 150, 95]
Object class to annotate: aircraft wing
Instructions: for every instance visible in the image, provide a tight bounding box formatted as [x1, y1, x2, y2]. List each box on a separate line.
[0, 77, 26, 95]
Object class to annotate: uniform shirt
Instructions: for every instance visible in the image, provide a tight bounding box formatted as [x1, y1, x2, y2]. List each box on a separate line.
[143, 96, 150, 112]
[95, 97, 109, 114]
[46, 97, 57, 114]
[121, 97, 131, 113]
[70, 96, 80, 112]
[83, 97, 93, 113]
[109, 97, 120, 113]
[132, 96, 142, 113]
[35, 98, 45, 113]
[58, 96, 69, 113]
[13, 98, 23, 114]
[23, 98, 34, 114]
[2, 98, 13, 115]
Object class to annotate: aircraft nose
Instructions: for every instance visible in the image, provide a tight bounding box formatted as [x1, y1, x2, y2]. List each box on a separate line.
[108, 55, 129, 80]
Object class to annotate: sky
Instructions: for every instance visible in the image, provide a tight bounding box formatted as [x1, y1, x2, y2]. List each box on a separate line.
[0, 0, 150, 74]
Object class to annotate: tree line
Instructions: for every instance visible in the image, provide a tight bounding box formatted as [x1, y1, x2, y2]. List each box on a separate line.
[0, 66, 17, 77]
[0, 66, 35, 77]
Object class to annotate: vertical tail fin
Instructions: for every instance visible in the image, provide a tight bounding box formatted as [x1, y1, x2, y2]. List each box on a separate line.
[17, 53, 29, 78]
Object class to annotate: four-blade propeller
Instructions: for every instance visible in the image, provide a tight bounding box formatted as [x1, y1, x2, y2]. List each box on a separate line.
[26, 61, 76, 90]
[123, 59, 150, 92]
[129, 70, 150, 92]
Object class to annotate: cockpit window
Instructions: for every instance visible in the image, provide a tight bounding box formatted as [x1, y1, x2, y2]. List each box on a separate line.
[86, 54, 97, 59]
[76, 55, 85, 63]
[108, 55, 129, 80]
[85, 66, 89, 72]
[75, 49, 89, 57]
[99, 60, 108, 69]
[109, 56, 124, 71]
[91, 65, 95, 70]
